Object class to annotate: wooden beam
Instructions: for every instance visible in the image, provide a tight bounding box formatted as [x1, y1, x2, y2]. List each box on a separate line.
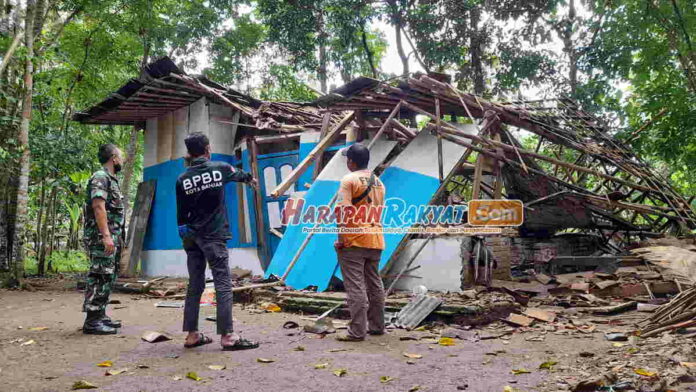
[368, 101, 402, 149]
[246, 137, 269, 265]
[389, 119, 417, 138]
[312, 112, 333, 180]
[436, 126, 656, 193]
[436, 97, 444, 182]
[271, 112, 355, 198]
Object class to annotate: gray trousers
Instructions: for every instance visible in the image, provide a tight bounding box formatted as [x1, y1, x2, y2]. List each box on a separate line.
[182, 237, 233, 335]
[337, 247, 385, 339]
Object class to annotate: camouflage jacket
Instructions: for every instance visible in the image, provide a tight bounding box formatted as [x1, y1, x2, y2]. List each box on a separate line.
[83, 169, 125, 247]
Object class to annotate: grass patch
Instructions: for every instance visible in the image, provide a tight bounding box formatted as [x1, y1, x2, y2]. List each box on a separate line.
[24, 250, 90, 275]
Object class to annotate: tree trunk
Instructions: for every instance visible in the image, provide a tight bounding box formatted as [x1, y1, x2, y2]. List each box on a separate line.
[34, 176, 45, 258]
[10, 0, 36, 284]
[121, 126, 139, 220]
[395, 23, 410, 76]
[316, 9, 328, 93]
[360, 22, 377, 78]
[566, 0, 578, 95]
[469, 7, 485, 95]
[46, 190, 58, 272]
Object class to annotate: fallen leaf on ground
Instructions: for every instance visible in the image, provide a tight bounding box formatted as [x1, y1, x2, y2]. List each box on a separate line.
[314, 363, 329, 369]
[438, 337, 456, 346]
[680, 362, 696, 368]
[408, 386, 421, 392]
[208, 365, 226, 371]
[186, 371, 202, 381]
[262, 303, 281, 312]
[403, 353, 423, 359]
[503, 386, 519, 392]
[380, 376, 394, 383]
[96, 360, 113, 368]
[105, 368, 127, 376]
[511, 369, 531, 375]
[72, 380, 97, 390]
[21, 340, 35, 346]
[612, 343, 625, 348]
[29, 327, 48, 331]
[293, 346, 305, 351]
[172, 375, 182, 381]
[333, 369, 347, 377]
[413, 326, 427, 332]
[539, 360, 558, 370]
[257, 358, 275, 363]
[634, 368, 658, 378]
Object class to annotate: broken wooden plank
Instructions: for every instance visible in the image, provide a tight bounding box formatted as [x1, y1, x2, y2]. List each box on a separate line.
[591, 301, 637, 315]
[505, 313, 534, 327]
[523, 308, 556, 323]
[123, 180, 156, 276]
[271, 112, 355, 198]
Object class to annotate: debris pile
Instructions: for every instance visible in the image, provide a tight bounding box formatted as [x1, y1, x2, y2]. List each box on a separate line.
[638, 286, 696, 338]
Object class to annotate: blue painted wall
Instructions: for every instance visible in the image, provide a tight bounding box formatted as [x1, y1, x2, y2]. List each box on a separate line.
[142, 153, 256, 251]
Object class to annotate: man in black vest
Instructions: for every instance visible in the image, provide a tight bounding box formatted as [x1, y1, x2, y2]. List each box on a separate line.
[175, 132, 259, 351]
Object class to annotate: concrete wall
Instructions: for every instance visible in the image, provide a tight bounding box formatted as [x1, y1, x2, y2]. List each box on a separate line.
[391, 237, 464, 293]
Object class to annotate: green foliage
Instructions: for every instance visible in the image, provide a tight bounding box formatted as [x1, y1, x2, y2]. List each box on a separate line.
[24, 251, 89, 275]
[206, 14, 268, 86]
[580, 0, 696, 195]
[257, 65, 318, 102]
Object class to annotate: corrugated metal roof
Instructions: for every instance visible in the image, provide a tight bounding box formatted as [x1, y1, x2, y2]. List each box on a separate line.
[393, 295, 443, 330]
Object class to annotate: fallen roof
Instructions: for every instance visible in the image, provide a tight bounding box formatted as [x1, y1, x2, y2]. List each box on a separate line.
[315, 73, 696, 235]
[73, 57, 326, 132]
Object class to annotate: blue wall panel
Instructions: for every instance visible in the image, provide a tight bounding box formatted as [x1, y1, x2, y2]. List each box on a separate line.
[142, 153, 247, 251]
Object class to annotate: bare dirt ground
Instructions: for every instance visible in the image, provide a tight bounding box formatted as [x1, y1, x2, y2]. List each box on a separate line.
[0, 286, 694, 392]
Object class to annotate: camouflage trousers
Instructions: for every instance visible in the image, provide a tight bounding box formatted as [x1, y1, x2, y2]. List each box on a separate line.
[82, 244, 120, 313]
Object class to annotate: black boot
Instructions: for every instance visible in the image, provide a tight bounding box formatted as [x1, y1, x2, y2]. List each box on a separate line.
[83, 311, 117, 335]
[99, 309, 122, 329]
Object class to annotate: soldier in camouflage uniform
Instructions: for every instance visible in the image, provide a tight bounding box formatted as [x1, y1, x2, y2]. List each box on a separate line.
[82, 143, 125, 335]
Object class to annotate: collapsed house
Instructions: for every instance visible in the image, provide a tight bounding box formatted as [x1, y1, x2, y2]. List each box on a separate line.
[74, 58, 696, 293]
[74, 57, 355, 276]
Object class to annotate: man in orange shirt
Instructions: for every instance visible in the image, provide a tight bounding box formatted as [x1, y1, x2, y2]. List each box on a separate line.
[334, 144, 386, 341]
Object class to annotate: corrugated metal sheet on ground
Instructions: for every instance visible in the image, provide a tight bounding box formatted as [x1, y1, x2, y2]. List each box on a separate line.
[394, 295, 443, 330]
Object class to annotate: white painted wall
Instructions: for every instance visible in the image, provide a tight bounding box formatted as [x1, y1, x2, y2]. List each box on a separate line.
[171, 106, 190, 159]
[156, 112, 174, 163]
[144, 118, 158, 168]
[391, 237, 463, 293]
[188, 97, 209, 134]
[300, 131, 321, 144]
[208, 103, 238, 155]
[141, 248, 264, 277]
[390, 124, 476, 178]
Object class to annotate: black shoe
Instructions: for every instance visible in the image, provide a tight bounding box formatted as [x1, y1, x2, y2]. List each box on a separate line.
[83, 312, 117, 335]
[99, 310, 122, 328]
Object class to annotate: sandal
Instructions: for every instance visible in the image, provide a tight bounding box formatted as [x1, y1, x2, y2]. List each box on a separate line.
[335, 334, 364, 342]
[222, 337, 260, 351]
[184, 332, 213, 348]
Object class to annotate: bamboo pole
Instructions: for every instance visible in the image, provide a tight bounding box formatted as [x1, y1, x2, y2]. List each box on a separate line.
[271, 112, 355, 198]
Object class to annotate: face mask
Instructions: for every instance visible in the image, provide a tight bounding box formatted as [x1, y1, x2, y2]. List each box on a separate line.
[114, 160, 122, 174]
